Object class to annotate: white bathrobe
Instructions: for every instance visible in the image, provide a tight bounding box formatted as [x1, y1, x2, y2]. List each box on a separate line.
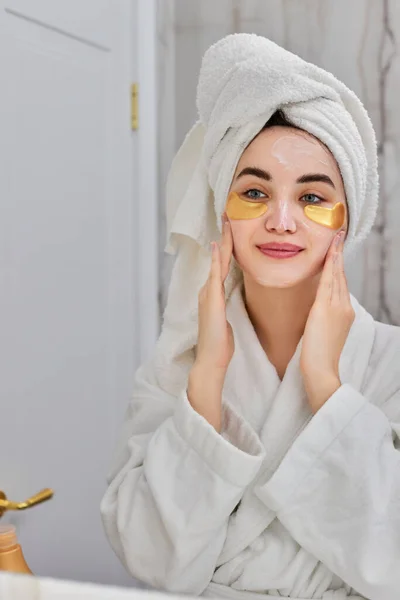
[100, 281, 400, 600]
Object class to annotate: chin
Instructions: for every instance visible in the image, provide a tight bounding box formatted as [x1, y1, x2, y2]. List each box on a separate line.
[251, 272, 306, 288]
[239, 256, 324, 289]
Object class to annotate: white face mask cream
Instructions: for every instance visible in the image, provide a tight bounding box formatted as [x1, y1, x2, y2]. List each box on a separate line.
[270, 135, 331, 170]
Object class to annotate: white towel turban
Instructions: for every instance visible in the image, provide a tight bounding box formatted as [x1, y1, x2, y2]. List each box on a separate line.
[155, 34, 379, 393]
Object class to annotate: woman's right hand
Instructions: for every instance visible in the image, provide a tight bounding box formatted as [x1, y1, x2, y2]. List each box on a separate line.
[196, 214, 234, 373]
[187, 215, 234, 431]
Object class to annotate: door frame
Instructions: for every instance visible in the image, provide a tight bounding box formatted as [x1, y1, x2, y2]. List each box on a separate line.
[134, 0, 159, 364]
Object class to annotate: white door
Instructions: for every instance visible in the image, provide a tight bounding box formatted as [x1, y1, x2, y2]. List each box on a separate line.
[0, 0, 152, 587]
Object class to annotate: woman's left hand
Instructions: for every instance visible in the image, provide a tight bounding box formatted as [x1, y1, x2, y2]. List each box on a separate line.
[300, 231, 355, 414]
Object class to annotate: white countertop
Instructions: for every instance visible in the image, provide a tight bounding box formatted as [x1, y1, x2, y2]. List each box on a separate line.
[0, 572, 183, 600]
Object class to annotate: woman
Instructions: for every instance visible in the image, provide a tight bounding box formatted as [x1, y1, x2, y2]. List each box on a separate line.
[101, 34, 400, 600]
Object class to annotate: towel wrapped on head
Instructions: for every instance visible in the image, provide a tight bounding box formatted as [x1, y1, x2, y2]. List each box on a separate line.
[156, 33, 379, 393]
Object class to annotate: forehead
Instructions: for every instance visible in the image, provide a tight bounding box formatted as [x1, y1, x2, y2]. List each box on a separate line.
[236, 126, 342, 181]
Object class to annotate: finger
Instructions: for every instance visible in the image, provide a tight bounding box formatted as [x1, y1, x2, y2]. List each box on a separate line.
[220, 219, 233, 282]
[336, 235, 350, 300]
[332, 231, 349, 302]
[331, 251, 340, 302]
[326, 230, 340, 259]
[316, 233, 339, 302]
[209, 241, 222, 284]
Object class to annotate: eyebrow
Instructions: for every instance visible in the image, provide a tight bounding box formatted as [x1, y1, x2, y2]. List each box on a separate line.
[235, 166, 336, 190]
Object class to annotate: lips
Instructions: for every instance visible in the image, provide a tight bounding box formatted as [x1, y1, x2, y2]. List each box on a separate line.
[258, 243, 303, 251]
[257, 242, 304, 259]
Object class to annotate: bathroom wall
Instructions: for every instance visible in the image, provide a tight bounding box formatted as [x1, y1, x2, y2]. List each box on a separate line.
[158, 0, 400, 326]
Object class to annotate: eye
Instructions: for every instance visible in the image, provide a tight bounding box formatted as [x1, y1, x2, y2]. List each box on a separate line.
[243, 189, 267, 201]
[301, 193, 324, 204]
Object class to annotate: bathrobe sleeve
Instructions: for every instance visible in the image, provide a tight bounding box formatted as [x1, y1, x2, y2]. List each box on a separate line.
[100, 361, 265, 595]
[255, 382, 400, 600]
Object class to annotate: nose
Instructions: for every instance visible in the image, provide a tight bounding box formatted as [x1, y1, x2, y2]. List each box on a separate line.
[265, 197, 297, 233]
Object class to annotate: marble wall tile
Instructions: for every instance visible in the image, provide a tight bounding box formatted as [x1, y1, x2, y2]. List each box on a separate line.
[158, 0, 400, 326]
[378, 0, 400, 324]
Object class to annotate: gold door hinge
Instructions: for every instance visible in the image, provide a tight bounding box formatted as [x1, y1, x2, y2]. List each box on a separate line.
[131, 82, 139, 130]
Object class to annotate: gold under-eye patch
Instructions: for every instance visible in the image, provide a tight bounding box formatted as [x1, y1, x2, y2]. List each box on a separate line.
[225, 191, 268, 220]
[304, 202, 346, 230]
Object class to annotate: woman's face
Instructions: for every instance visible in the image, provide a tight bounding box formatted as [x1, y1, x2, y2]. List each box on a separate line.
[226, 126, 348, 288]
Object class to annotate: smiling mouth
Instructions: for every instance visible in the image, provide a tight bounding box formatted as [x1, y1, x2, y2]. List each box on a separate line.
[257, 247, 304, 259]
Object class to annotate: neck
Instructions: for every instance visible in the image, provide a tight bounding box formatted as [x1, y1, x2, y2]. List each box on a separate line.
[242, 273, 320, 377]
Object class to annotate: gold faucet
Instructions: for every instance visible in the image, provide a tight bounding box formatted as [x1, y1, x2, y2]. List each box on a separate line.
[0, 488, 54, 519]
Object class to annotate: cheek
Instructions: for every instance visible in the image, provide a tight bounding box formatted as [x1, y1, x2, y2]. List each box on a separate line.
[301, 202, 347, 256]
[303, 220, 336, 256]
[229, 220, 258, 256]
